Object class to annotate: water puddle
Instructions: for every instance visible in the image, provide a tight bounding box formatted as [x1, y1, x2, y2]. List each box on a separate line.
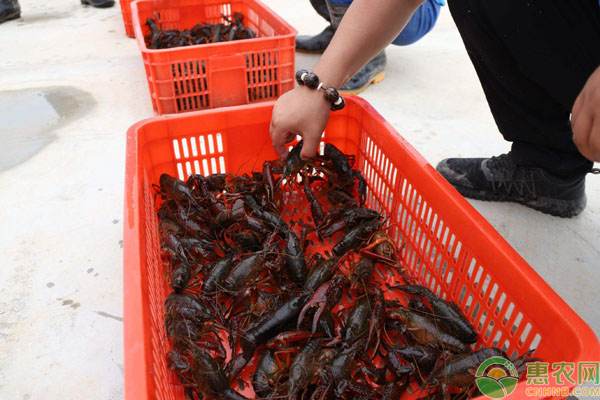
[0, 86, 95, 172]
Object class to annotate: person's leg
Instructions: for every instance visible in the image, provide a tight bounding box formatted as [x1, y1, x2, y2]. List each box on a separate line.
[329, 0, 444, 93]
[324, 0, 386, 94]
[0, 0, 20, 23]
[298, 0, 443, 86]
[437, 0, 600, 217]
[296, 0, 335, 53]
[448, 0, 599, 177]
[392, 0, 442, 46]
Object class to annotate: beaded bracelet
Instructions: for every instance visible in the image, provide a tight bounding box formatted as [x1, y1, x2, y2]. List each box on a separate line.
[295, 69, 346, 111]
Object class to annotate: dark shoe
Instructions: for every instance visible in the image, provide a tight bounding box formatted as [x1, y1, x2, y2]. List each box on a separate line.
[81, 0, 115, 8]
[295, 25, 335, 54]
[436, 152, 591, 218]
[339, 51, 386, 95]
[0, 0, 20, 24]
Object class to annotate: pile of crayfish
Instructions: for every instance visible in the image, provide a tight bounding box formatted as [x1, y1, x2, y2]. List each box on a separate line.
[145, 12, 256, 49]
[156, 141, 538, 400]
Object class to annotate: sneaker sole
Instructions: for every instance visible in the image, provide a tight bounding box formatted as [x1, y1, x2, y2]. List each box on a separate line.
[81, 0, 115, 7]
[339, 71, 385, 95]
[295, 48, 326, 54]
[454, 185, 586, 218]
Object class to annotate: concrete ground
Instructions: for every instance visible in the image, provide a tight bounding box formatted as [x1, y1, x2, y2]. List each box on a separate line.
[0, 0, 598, 398]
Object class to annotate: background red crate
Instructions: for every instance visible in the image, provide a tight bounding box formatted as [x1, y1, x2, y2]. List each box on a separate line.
[119, 0, 135, 37]
[123, 96, 600, 399]
[131, 0, 297, 114]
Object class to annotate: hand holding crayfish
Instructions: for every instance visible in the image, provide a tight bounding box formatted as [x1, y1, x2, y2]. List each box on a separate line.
[270, 85, 331, 160]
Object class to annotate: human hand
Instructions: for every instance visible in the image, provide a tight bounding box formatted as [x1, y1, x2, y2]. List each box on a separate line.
[270, 86, 331, 160]
[572, 65, 600, 162]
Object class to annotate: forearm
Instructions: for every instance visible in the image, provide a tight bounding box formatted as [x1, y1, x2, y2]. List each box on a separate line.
[314, 0, 426, 88]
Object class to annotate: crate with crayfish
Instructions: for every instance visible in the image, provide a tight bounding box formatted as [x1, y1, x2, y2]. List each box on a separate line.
[131, 0, 296, 114]
[123, 96, 600, 399]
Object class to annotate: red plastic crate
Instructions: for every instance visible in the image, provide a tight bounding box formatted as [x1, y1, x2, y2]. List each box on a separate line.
[131, 0, 297, 114]
[123, 96, 600, 399]
[119, 0, 135, 37]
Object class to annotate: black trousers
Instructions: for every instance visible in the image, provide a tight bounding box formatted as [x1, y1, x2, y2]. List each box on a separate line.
[310, 0, 330, 22]
[447, 0, 600, 177]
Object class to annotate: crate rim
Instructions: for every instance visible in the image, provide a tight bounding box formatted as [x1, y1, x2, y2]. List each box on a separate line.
[123, 96, 600, 400]
[130, 0, 298, 54]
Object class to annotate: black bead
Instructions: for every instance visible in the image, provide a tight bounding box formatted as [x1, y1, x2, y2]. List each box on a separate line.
[330, 95, 345, 111]
[324, 87, 340, 104]
[304, 72, 320, 89]
[295, 69, 308, 86]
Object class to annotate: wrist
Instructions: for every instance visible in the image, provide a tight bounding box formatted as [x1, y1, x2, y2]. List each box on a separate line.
[295, 69, 346, 111]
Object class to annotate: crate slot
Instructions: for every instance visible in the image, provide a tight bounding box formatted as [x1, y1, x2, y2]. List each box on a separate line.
[172, 139, 181, 159]
[445, 268, 454, 287]
[484, 320, 495, 340]
[480, 274, 491, 298]
[511, 312, 524, 336]
[530, 333, 542, 351]
[495, 292, 507, 316]
[181, 138, 189, 158]
[220, 3, 231, 16]
[458, 284, 467, 304]
[190, 137, 198, 157]
[199, 136, 207, 155]
[453, 240, 462, 262]
[216, 133, 224, 153]
[487, 283, 499, 305]
[471, 300, 481, 322]
[434, 253, 443, 274]
[418, 200, 428, 222]
[466, 258, 476, 279]
[429, 276, 436, 292]
[446, 233, 455, 255]
[465, 293, 474, 313]
[478, 310, 488, 330]
[207, 134, 215, 154]
[219, 156, 226, 173]
[414, 226, 424, 252]
[519, 322, 533, 347]
[440, 260, 448, 280]
[492, 331, 503, 347]
[428, 212, 438, 235]
[473, 266, 483, 288]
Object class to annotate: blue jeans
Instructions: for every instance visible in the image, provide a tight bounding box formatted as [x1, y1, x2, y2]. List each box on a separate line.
[327, 0, 443, 46]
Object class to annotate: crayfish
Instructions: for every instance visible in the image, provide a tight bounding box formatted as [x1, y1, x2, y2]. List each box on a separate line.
[152, 141, 540, 399]
[145, 12, 257, 50]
